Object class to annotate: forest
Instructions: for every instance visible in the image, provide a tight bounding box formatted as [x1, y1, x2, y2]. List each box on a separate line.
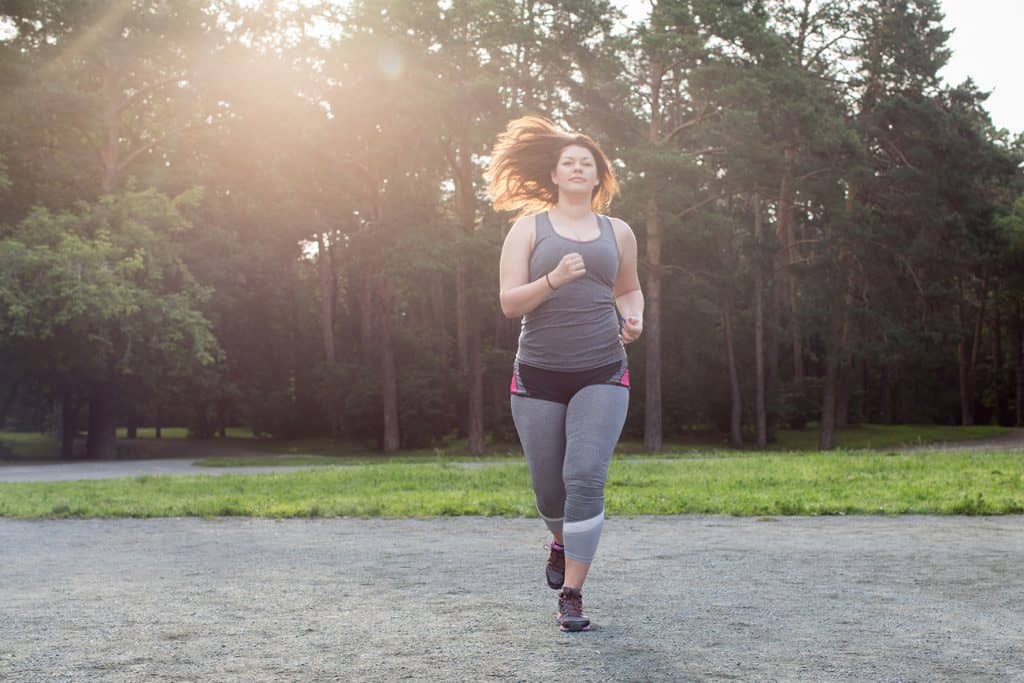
[1, 0, 1022, 459]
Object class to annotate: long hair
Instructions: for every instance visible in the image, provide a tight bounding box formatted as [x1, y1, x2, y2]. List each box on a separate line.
[486, 116, 619, 221]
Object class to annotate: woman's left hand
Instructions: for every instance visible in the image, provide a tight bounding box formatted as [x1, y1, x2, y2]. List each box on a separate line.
[619, 316, 643, 345]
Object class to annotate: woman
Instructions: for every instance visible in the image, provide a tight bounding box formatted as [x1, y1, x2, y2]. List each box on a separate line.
[489, 116, 644, 632]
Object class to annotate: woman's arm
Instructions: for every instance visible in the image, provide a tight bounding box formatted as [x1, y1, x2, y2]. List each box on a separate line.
[612, 218, 644, 343]
[499, 216, 554, 319]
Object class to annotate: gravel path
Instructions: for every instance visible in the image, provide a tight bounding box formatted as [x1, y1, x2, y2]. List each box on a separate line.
[1, 515, 1022, 682]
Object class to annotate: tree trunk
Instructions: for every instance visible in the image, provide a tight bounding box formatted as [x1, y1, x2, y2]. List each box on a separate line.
[468, 325, 485, 456]
[359, 271, 375, 367]
[819, 250, 848, 450]
[377, 281, 401, 454]
[766, 260, 780, 440]
[315, 225, 340, 439]
[0, 378, 21, 430]
[216, 399, 228, 438]
[752, 193, 767, 448]
[432, 275, 448, 355]
[778, 146, 806, 423]
[836, 272, 855, 429]
[968, 278, 987, 423]
[194, 401, 212, 439]
[59, 389, 79, 460]
[155, 402, 163, 439]
[720, 286, 743, 448]
[86, 381, 118, 460]
[957, 311, 972, 426]
[456, 258, 471, 375]
[957, 277, 988, 426]
[643, 194, 663, 453]
[881, 363, 896, 424]
[992, 285, 1009, 425]
[836, 359, 853, 429]
[1014, 297, 1023, 427]
[315, 229, 337, 367]
[447, 133, 485, 457]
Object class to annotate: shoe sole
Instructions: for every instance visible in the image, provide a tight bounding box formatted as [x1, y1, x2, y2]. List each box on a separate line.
[558, 619, 591, 632]
[546, 568, 564, 590]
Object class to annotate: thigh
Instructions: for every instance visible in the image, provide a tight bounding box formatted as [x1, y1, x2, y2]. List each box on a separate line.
[511, 394, 568, 485]
[563, 384, 629, 482]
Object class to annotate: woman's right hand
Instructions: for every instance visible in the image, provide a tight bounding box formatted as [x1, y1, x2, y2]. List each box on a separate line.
[549, 252, 586, 289]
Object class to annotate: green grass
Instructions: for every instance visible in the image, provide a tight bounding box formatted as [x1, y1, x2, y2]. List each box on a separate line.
[112, 427, 255, 439]
[1, 450, 1021, 518]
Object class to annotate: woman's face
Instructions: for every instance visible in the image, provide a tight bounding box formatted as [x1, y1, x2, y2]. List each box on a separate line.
[551, 144, 599, 195]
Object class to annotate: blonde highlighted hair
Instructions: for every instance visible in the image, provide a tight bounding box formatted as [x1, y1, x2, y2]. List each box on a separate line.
[486, 116, 619, 221]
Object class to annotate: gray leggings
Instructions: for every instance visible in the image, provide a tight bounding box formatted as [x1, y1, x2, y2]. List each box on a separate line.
[510, 385, 629, 563]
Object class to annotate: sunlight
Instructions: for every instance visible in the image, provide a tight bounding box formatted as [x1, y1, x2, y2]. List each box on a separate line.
[42, 0, 134, 76]
[376, 41, 403, 79]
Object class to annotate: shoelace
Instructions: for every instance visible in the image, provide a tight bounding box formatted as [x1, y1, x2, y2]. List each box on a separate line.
[544, 543, 565, 572]
[559, 590, 583, 617]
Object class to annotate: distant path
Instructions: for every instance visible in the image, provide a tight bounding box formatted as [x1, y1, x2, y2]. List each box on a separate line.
[0, 458, 330, 483]
[892, 427, 1024, 453]
[1, 429, 1022, 483]
[1, 516, 1022, 681]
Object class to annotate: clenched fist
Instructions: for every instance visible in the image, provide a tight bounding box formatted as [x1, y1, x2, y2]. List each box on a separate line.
[548, 252, 586, 289]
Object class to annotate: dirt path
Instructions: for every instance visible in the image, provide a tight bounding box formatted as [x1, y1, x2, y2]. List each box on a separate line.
[1, 515, 1022, 681]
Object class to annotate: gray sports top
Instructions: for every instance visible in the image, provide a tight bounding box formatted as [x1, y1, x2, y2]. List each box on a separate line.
[516, 211, 627, 371]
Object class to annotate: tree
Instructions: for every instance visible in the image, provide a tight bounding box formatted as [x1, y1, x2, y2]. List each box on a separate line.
[0, 189, 219, 457]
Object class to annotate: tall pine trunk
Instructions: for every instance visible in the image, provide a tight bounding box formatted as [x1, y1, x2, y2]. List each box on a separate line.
[643, 194, 664, 453]
[752, 193, 767, 448]
[819, 248, 848, 450]
[449, 137, 485, 458]
[377, 280, 400, 454]
[1014, 297, 1023, 427]
[720, 286, 742, 448]
[992, 286, 1009, 425]
[359, 271, 375, 367]
[315, 226, 340, 439]
[958, 277, 988, 426]
[778, 147, 806, 425]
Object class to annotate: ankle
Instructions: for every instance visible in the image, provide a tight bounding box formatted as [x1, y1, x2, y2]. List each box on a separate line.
[551, 540, 564, 551]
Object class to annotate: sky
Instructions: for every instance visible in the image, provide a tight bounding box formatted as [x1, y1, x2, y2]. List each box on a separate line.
[616, 0, 1023, 135]
[939, 0, 1022, 134]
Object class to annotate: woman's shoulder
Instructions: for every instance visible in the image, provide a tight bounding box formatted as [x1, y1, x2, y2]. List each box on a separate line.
[510, 212, 544, 232]
[507, 213, 543, 252]
[604, 215, 635, 237]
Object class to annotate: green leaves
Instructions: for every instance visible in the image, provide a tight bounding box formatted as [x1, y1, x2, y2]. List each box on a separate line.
[0, 188, 219, 388]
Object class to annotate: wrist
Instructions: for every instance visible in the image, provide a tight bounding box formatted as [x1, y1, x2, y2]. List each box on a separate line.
[545, 273, 558, 290]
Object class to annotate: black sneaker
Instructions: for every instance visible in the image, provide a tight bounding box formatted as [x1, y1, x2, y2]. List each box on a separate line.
[544, 542, 565, 590]
[556, 586, 590, 632]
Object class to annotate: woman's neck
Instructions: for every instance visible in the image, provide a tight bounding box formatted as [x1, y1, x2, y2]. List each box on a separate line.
[552, 194, 593, 221]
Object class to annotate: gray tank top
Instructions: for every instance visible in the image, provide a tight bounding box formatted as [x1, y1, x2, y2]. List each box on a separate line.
[515, 211, 627, 371]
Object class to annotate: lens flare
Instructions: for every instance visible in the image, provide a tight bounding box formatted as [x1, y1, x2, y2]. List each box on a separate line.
[376, 44, 403, 79]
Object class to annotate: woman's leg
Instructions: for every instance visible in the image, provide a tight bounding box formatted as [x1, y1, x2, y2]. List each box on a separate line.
[510, 394, 568, 535]
[561, 383, 629, 589]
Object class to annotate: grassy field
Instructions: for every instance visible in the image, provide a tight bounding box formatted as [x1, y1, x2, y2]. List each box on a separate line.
[1, 450, 1021, 519]
[1, 423, 1015, 464]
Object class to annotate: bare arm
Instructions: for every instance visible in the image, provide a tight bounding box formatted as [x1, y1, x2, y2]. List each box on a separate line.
[612, 218, 644, 343]
[499, 216, 554, 319]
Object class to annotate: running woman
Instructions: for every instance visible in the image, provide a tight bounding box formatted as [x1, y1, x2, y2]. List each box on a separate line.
[489, 116, 644, 632]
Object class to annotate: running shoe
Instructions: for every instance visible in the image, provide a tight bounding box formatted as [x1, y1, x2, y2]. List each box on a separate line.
[544, 541, 565, 589]
[556, 586, 590, 632]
